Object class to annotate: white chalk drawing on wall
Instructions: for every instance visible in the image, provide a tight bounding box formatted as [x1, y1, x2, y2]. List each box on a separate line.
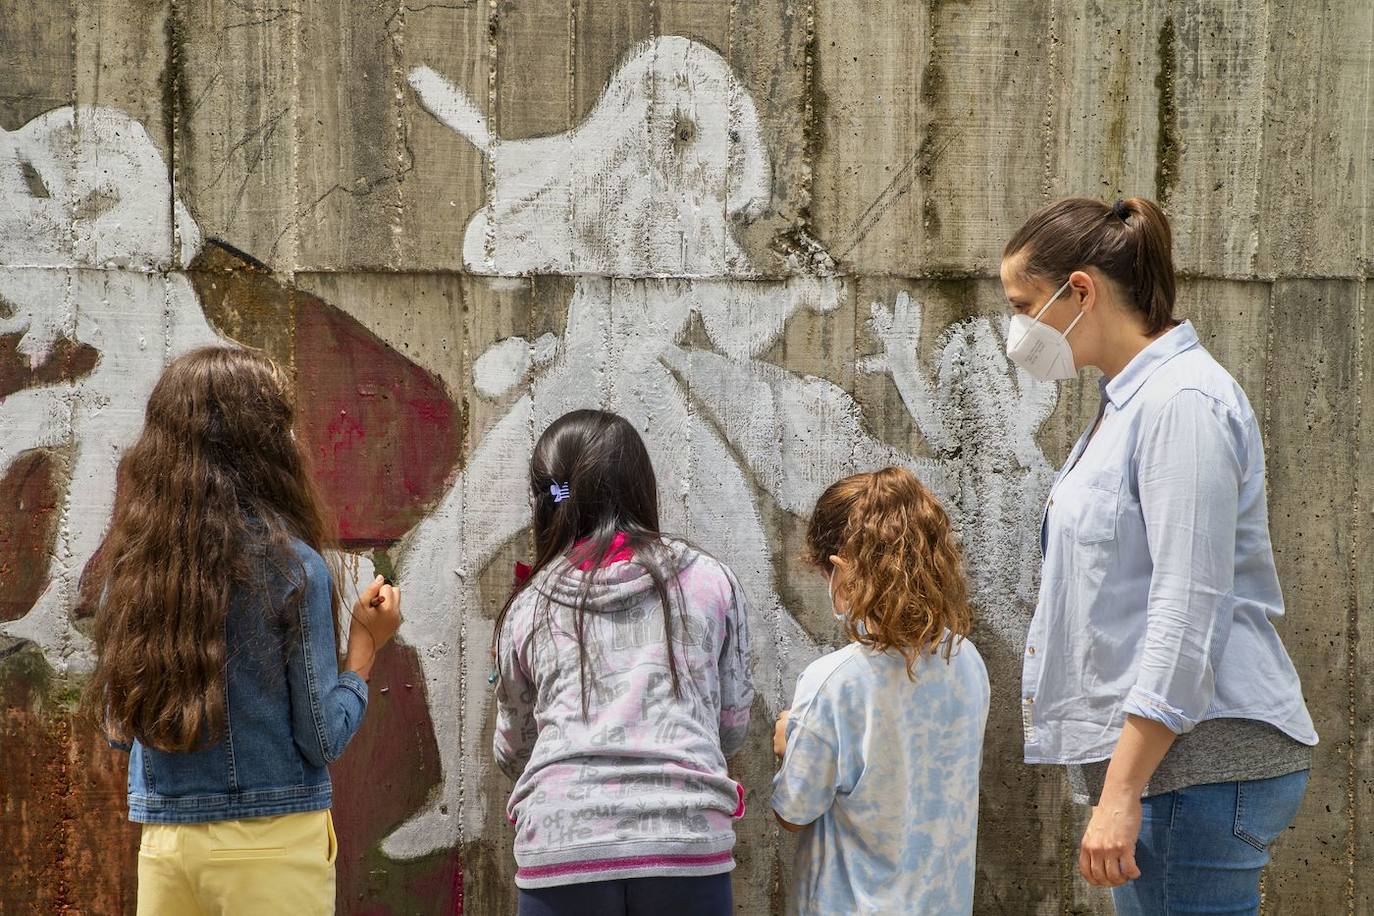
[0, 107, 378, 672]
[390, 36, 1057, 859]
[0, 108, 224, 669]
[0, 42, 1055, 865]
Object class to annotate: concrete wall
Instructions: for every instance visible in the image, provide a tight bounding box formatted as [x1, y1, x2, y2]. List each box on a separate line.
[1, 1, 1369, 913]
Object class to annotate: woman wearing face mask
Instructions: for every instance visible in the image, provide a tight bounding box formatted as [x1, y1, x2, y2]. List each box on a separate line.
[1002, 197, 1316, 915]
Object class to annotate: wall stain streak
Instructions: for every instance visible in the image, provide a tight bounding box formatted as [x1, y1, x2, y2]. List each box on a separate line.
[1154, 15, 1179, 204]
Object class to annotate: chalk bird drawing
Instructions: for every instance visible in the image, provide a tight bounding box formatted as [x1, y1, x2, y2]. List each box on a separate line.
[392, 36, 1056, 858]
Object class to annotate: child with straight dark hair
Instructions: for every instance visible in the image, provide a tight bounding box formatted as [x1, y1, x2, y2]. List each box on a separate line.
[772, 467, 990, 915]
[493, 409, 753, 916]
[82, 346, 401, 915]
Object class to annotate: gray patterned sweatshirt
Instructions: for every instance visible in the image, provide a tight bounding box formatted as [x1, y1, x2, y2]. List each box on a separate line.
[494, 539, 754, 889]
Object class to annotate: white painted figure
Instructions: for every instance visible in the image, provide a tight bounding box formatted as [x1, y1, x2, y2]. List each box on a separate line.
[0, 108, 223, 670]
[0, 108, 379, 672]
[0, 46, 1056, 867]
[393, 36, 1057, 859]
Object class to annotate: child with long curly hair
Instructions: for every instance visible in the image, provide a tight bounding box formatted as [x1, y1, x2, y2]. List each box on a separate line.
[771, 466, 990, 915]
[81, 346, 401, 915]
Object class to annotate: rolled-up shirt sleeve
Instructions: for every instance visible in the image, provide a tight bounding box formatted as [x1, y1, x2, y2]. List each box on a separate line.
[1124, 389, 1244, 734]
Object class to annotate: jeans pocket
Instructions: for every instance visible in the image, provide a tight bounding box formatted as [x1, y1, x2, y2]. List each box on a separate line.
[1233, 771, 1309, 852]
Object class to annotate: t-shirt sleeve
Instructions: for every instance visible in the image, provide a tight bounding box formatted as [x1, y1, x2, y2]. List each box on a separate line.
[770, 714, 840, 827]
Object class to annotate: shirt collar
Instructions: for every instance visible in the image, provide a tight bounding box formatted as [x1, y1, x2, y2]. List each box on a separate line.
[1102, 320, 1199, 408]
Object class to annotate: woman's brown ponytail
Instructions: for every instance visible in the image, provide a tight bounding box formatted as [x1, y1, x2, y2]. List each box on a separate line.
[1004, 196, 1178, 335]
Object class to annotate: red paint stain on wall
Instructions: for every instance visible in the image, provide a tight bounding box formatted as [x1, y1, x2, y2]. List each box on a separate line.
[294, 297, 460, 547]
[331, 643, 462, 915]
[0, 662, 138, 915]
[0, 329, 97, 621]
[0, 451, 62, 622]
[0, 332, 99, 400]
[190, 241, 465, 548]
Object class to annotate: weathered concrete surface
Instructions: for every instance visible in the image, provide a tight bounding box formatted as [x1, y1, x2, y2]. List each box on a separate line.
[1, 2, 1370, 914]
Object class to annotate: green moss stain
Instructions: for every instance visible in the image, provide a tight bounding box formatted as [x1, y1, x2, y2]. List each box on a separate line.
[1154, 17, 1179, 203]
[0, 643, 54, 703]
[920, 61, 946, 107]
[1105, 41, 1130, 195]
[799, 1, 828, 228]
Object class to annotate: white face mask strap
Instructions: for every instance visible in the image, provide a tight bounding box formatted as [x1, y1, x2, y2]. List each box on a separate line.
[1032, 278, 1074, 324]
[1062, 301, 1087, 338]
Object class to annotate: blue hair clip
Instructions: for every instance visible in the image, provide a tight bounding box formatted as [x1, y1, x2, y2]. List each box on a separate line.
[550, 482, 571, 503]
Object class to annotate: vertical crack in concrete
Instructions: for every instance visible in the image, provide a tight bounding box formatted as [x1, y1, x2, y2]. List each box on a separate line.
[1038, 0, 1061, 205]
[390, 0, 409, 271]
[567, 0, 578, 128]
[483, 0, 499, 269]
[1346, 277, 1365, 914]
[1153, 15, 1178, 205]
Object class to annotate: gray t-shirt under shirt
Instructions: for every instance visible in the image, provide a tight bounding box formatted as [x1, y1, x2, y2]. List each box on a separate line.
[1067, 717, 1313, 806]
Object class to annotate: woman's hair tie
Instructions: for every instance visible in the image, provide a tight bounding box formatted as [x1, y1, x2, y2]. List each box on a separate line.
[1111, 198, 1131, 221]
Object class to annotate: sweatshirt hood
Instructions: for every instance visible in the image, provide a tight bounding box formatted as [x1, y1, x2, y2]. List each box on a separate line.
[532, 536, 700, 614]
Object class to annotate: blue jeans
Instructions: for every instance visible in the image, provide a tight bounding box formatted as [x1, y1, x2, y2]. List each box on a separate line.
[1112, 771, 1309, 915]
[516, 873, 733, 916]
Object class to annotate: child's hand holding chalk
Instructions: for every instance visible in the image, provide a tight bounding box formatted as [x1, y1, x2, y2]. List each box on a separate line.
[348, 575, 401, 682]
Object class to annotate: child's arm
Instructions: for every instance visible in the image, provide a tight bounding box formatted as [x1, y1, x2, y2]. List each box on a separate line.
[285, 553, 371, 767]
[717, 567, 754, 758]
[493, 606, 537, 779]
[771, 711, 806, 832]
[770, 701, 841, 834]
[103, 724, 132, 753]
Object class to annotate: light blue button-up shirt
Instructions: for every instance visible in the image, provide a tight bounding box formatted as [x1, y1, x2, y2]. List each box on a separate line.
[1022, 321, 1317, 765]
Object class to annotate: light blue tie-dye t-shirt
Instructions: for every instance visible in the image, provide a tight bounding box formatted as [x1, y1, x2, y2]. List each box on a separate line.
[771, 637, 989, 915]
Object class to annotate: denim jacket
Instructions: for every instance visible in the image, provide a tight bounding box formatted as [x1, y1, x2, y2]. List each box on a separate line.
[114, 538, 368, 824]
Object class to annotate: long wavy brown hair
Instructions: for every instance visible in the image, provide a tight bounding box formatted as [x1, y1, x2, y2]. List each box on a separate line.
[79, 346, 340, 752]
[805, 467, 971, 677]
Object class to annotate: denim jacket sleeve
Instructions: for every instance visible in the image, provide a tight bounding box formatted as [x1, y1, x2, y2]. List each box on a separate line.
[1124, 389, 1244, 734]
[285, 547, 369, 766]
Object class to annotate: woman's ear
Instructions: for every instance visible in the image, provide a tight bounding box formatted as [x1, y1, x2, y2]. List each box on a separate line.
[828, 555, 848, 572]
[1069, 268, 1097, 314]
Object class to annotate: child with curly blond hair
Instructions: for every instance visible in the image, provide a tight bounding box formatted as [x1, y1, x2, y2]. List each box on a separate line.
[771, 467, 989, 915]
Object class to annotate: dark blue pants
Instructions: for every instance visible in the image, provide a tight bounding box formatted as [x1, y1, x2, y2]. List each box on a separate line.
[517, 872, 733, 916]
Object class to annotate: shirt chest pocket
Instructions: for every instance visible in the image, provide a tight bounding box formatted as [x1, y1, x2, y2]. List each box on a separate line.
[1070, 469, 1123, 545]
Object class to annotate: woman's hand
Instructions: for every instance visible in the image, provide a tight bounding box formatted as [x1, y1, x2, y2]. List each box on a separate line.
[1079, 790, 1143, 887]
[773, 708, 791, 757]
[1078, 715, 1173, 887]
[346, 575, 401, 682]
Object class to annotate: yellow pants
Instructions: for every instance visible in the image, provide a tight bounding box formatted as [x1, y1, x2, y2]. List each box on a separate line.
[136, 809, 337, 915]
